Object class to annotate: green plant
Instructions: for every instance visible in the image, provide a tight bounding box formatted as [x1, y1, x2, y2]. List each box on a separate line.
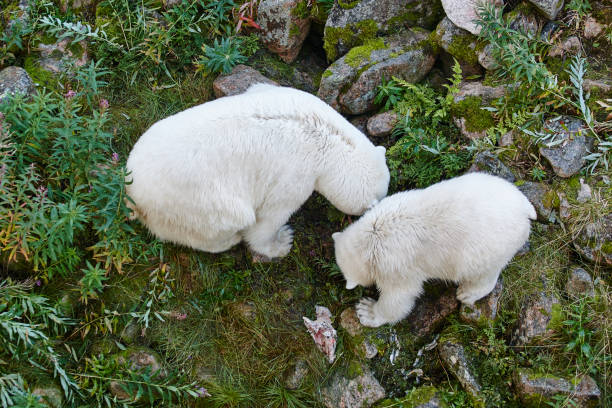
[531, 166, 546, 181]
[382, 62, 471, 190]
[565, 0, 591, 17]
[374, 77, 403, 111]
[196, 36, 248, 74]
[79, 262, 108, 304]
[562, 299, 596, 373]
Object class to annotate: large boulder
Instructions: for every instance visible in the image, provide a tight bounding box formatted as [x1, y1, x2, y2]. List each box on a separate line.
[366, 111, 398, 137]
[257, 0, 311, 63]
[441, 0, 502, 35]
[433, 17, 483, 77]
[527, 0, 564, 20]
[323, 0, 443, 61]
[212, 64, 278, 98]
[538, 116, 594, 178]
[321, 364, 385, 408]
[0, 66, 35, 104]
[514, 369, 600, 407]
[318, 30, 436, 115]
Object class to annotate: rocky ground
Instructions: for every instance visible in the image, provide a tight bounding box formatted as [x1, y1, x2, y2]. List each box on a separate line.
[0, 0, 610, 407]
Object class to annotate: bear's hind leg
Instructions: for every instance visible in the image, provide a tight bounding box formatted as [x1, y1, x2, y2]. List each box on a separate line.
[356, 287, 421, 327]
[456, 271, 500, 306]
[243, 215, 294, 259]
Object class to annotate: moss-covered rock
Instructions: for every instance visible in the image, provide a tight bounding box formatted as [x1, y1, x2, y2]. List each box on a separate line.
[514, 368, 601, 407]
[432, 17, 484, 76]
[378, 386, 447, 407]
[323, 0, 443, 61]
[318, 29, 436, 114]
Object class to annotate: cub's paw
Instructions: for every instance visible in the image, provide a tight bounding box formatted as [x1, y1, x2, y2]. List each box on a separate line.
[456, 285, 487, 306]
[356, 297, 385, 328]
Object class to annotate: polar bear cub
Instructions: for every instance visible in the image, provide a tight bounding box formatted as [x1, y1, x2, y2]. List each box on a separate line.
[332, 172, 536, 327]
[126, 84, 390, 258]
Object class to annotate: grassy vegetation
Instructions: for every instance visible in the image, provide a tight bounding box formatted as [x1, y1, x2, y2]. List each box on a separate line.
[0, 0, 610, 407]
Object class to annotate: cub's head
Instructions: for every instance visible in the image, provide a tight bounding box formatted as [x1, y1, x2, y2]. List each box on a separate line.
[332, 229, 375, 290]
[318, 145, 389, 216]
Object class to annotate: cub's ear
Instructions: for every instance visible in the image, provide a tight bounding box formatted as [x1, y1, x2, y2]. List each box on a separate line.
[376, 146, 386, 154]
[332, 232, 341, 241]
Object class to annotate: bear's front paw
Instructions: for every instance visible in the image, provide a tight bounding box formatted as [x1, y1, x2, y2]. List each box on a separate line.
[356, 297, 385, 327]
[456, 284, 489, 306]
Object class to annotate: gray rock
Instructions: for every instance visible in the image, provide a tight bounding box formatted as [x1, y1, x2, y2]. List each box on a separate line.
[539, 116, 594, 178]
[571, 213, 612, 267]
[4, 0, 30, 36]
[119, 321, 141, 344]
[477, 43, 497, 70]
[507, 2, 544, 35]
[583, 16, 603, 39]
[284, 359, 309, 390]
[467, 151, 516, 182]
[434, 17, 483, 76]
[340, 308, 378, 359]
[514, 369, 600, 407]
[517, 182, 557, 223]
[318, 30, 436, 115]
[58, 0, 97, 14]
[212, 65, 278, 98]
[323, 0, 443, 61]
[0, 66, 35, 104]
[441, 0, 502, 35]
[527, 0, 564, 20]
[566, 268, 595, 298]
[460, 277, 503, 323]
[35, 37, 89, 75]
[366, 111, 398, 137]
[548, 36, 581, 57]
[454, 81, 506, 104]
[349, 115, 370, 135]
[398, 386, 445, 407]
[438, 340, 483, 402]
[583, 78, 611, 93]
[576, 178, 592, 203]
[31, 384, 63, 408]
[513, 290, 560, 345]
[117, 346, 164, 375]
[499, 130, 515, 147]
[321, 365, 385, 408]
[257, 0, 311, 63]
[408, 287, 459, 339]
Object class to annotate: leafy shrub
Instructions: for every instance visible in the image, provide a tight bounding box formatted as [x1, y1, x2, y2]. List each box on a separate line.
[377, 62, 472, 190]
[0, 61, 149, 280]
[196, 36, 248, 74]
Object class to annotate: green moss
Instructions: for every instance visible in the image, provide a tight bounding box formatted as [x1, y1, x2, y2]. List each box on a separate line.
[338, 0, 360, 9]
[289, 22, 301, 38]
[291, 0, 311, 19]
[346, 360, 364, 378]
[323, 19, 378, 61]
[321, 69, 333, 78]
[601, 241, 612, 254]
[547, 303, 564, 330]
[24, 56, 58, 91]
[542, 190, 560, 210]
[446, 33, 480, 66]
[344, 38, 386, 68]
[377, 386, 445, 407]
[450, 96, 495, 132]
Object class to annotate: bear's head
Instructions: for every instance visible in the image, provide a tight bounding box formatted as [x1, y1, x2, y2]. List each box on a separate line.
[332, 229, 375, 290]
[317, 145, 389, 216]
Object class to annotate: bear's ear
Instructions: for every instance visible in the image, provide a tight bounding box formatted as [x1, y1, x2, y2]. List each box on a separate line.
[376, 146, 386, 154]
[332, 232, 341, 241]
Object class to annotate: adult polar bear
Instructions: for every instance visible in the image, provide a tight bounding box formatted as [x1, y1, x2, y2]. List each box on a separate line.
[126, 84, 390, 258]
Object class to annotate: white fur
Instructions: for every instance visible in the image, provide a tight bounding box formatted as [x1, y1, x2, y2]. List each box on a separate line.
[332, 172, 536, 327]
[126, 85, 390, 258]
